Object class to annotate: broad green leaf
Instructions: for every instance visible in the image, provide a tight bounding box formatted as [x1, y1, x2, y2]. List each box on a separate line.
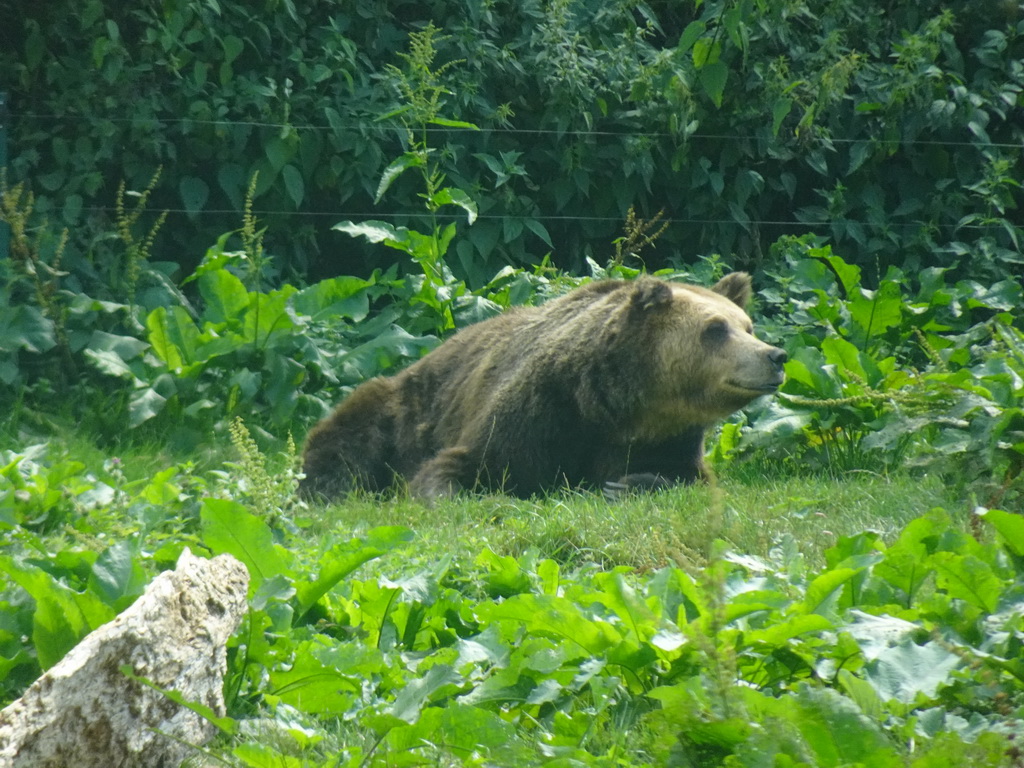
[200, 498, 288, 592]
[692, 38, 720, 68]
[794, 685, 902, 766]
[677, 20, 706, 53]
[263, 135, 294, 171]
[814, 249, 862, 297]
[746, 613, 833, 647]
[476, 548, 532, 597]
[863, 640, 962, 703]
[842, 610, 919, 661]
[84, 348, 142, 383]
[481, 594, 621, 656]
[138, 467, 182, 505]
[86, 330, 149, 361]
[244, 286, 297, 348]
[85, 331, 149, 383]
[772, 98, 792, 136]
[978, 508, 1024, 557]
[294, 526, 413, 621]
[333, 221, 414, 254]
[88, 540, 147, 609]
[931, 552, 1002, 612]
[850, 280, 904, 344]
[0, 555, 115, 670]
[0, 305, 56, 354]
[184, 231, 243, 286]
[375, 152, 426, 203]
[217, 164, 245, 209]
[525, 218, 553, 247]
[199, 269, 249, 327]
[146, 305, 201, 368]
[590, 571, 658, 643]
[221, 34, 243, 63]
[804, 567, 860, 616]
[268, 637, 365, 715]
[390, 663, 463, 723]
[454, 625, 511, 669]
[292, 276, 372, 322]
[699, 61, 728, 107]
[820, 336, 868, 380]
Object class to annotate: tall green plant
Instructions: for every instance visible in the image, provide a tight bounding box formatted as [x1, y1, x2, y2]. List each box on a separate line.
[334, 23, 479, 333]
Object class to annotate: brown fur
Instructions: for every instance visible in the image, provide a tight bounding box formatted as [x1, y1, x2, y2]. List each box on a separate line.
[299, 273, 786, 500]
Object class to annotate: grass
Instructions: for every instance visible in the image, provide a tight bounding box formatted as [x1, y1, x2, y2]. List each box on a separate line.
[311, 470, 968, 576]
[2, 418, 971, 578]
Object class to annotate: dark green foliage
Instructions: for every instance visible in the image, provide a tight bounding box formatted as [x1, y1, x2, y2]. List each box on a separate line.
[731, 236, 1024, 506]
[1, 0, 1021, 290]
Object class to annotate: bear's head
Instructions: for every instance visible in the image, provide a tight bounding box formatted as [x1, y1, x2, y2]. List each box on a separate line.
[630, 272, 787, 432]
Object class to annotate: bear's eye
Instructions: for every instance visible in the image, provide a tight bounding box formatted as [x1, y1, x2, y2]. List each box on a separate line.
[703, 319, 730, 344]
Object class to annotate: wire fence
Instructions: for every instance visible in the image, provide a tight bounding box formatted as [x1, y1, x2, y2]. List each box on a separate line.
[10, 110, 1023, 234]
[68, 205, 1010, 234]
[12, 112, 1024, 149]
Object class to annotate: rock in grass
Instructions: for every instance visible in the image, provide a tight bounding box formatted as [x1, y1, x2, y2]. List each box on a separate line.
[0, 549, 248, 768]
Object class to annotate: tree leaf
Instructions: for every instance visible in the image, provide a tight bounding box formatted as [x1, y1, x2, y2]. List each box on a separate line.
[281, 164, 304, 208]
[677, 20, 706, 53]
[178, 176, 209, 216]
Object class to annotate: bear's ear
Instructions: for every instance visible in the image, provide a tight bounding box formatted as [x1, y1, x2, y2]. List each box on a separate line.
[629, 278, 673, 311]
[711, 272, 752, 309]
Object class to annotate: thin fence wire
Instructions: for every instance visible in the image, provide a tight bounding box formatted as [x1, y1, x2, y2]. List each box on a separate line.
[14, 111, 1023, 234]
[71, 205, 1012, 234]
[12, 112, 1024, 149]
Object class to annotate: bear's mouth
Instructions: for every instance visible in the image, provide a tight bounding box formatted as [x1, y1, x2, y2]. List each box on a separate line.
[727, 380, 782, 394]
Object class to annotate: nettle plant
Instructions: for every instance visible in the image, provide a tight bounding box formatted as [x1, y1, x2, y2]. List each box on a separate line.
[736, 235, 1024, 504]
[333, 23, 556, 336]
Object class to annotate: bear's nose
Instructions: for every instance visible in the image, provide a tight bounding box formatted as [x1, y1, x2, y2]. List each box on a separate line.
[768, 347, 788, 366]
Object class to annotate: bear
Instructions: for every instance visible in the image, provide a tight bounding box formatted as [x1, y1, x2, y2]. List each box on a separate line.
[299, 272, 786, 501]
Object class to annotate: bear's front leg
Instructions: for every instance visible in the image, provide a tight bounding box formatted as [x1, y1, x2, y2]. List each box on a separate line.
[603, 427, 710, 498]
[408, 446, 476, 500]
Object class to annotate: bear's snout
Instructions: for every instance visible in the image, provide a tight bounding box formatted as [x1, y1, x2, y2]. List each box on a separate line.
[762, 345, 788, 389]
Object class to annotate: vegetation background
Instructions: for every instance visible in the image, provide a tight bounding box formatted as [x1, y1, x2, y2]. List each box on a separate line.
[1, 0, 1023, 766]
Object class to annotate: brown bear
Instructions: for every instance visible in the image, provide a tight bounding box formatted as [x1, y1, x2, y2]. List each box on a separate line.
[299, 272, 786, 500]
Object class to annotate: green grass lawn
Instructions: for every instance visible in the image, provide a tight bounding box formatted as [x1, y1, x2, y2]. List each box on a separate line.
[314, 470, 969, 574]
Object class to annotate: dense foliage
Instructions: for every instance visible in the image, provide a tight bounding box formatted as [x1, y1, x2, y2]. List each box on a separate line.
[1, 0, 1021, 285]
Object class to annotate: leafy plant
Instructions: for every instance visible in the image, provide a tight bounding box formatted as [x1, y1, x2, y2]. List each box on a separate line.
[334, 23, 486, 334]
[735, 236, 1024, 506]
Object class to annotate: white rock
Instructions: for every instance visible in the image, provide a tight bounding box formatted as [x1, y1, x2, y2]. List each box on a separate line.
[0, 548, 249, 768]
